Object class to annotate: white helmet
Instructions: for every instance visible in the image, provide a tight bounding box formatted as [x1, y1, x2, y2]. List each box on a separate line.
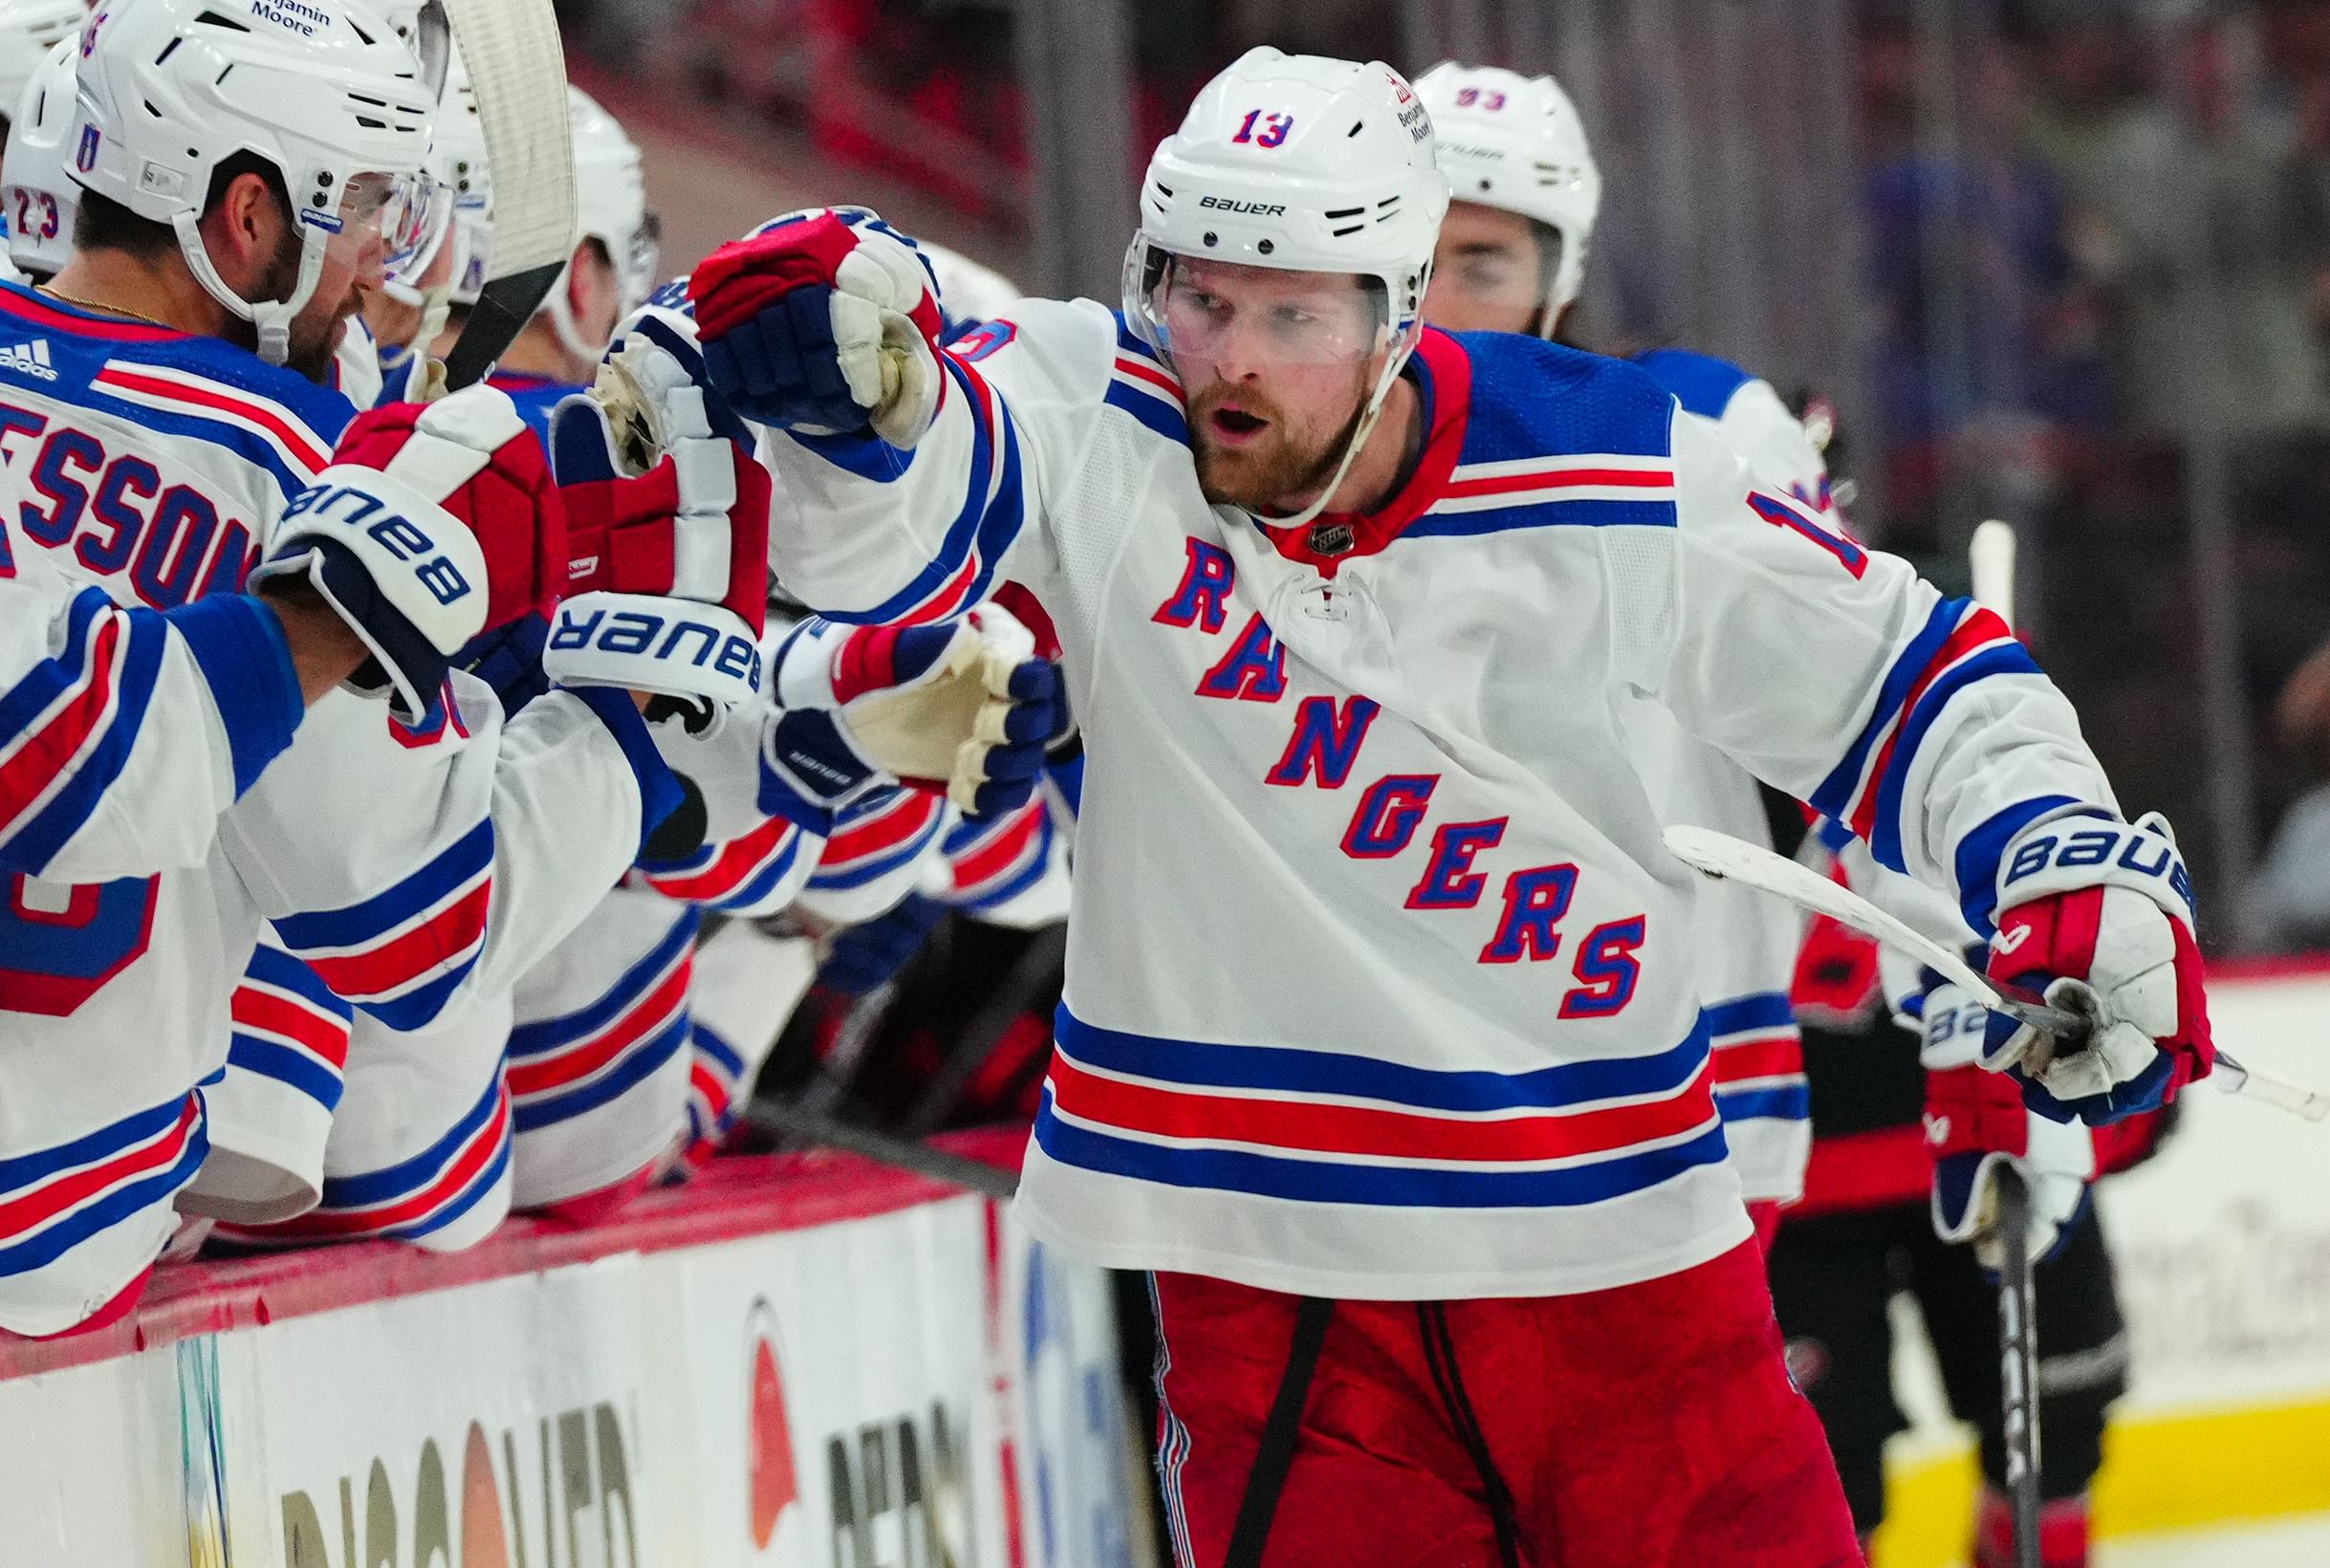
[442, 79, 656, 364]
[3, 32, 76, 278]
[0, 0, 81, 124]
[1413, 62, 1601, 327]
[70, 0, 445, 364]
[918, 239, 1020, 332]
[1124, 48, 1448, 527]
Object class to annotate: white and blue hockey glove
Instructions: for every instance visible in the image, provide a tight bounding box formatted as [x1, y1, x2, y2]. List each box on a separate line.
[1979, 812, 2215, 1124]
[686, 207, 945, 447]
[760, 604, 1066, 828]
[1922, 970, 2095, 1270]
[249, 387, 564, 725]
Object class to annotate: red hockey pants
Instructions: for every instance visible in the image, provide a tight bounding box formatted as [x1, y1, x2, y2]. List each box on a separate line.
[1150, 1240, 1862, 1568]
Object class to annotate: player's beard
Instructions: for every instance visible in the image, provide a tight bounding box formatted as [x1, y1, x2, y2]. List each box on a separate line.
[1187, 376, 1369, 513]
[254, 233, 356, 385]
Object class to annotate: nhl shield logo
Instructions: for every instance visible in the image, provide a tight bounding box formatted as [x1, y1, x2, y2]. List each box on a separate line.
[1310, 520, 1355, 557]
[75, 125, 98, 174]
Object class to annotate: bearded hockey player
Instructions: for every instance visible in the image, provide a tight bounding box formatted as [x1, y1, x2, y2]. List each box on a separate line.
[676, 46, 2207, 1568]
[1414, 61, 1814, 1248]
[0, 0, 768, 1336]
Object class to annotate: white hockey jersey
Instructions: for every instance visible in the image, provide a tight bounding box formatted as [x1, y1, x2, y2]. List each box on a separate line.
[1622, 346, 1843, 1206]
[751, 302, 2117, 1300]
[0, 508, 306, 884]
[0, 289, 670, 1332]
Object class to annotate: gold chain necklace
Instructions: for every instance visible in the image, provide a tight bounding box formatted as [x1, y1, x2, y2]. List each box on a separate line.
[36, 285, 177, 330]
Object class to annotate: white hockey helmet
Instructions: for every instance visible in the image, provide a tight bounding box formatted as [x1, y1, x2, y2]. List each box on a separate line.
[70, 0, 445, 364]
[440, 80, 655, 364]
[0, 0, 81, 125]
[542, 86, 657, 361]
[1124, 48, 1448, 525]
[3, 32, 76, 278]
[1413, 62, 1601, 327]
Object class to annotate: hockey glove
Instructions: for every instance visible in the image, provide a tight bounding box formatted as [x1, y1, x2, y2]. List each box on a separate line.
[686, 207, 944, 447]
[762, 603, 1066, 824]
[1981, 812, 2214, 1124]
[547, 309, 771, 721]
[250, 386, 564, 725]
[1923, 970, 2095, 1269]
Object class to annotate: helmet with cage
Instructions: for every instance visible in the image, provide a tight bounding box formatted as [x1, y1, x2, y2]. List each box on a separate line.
[69, 0, 445, 364]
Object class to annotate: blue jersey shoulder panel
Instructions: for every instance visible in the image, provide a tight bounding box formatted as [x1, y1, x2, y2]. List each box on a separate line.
[1628, 347, 1754, 423]
[1453, 332, 1678, 463]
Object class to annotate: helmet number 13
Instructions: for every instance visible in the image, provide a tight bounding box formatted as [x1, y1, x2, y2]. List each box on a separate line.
[1231, 110, 1295, 149]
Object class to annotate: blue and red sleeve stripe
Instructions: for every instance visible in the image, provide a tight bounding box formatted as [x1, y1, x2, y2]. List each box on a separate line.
[271, 819, 495, 1030]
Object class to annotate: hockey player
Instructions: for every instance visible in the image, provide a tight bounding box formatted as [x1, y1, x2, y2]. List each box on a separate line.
[0, 0, 763, 1335]
[682, 48, 2212, 1567]
[1, 25, 76, 284]
[422, 74, 660, 432]
[1414, 61, 1813, 1244]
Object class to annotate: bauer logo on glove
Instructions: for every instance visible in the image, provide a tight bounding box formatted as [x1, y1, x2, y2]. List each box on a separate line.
[549, 308, 773, 723]
[249, 386, 562, 725]
[1983, 811, 2214, 1125]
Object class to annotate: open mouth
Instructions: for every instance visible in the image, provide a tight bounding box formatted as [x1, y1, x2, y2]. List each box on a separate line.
[1211, 406, 1268, 442]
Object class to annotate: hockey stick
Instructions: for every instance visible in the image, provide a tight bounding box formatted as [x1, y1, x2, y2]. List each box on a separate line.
[1972, 518, 2043, 1568]
[1993, 1163, 2045, 1568]
[1662, 824, 2330, 1120]
[742, 1099, 1019, 1200]
[436, 0, 575, 391]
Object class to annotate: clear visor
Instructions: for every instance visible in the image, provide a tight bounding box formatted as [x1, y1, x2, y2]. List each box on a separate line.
[617, 209, 664, 316]
[382, 174, 457, 289]
[307, 169, 439, 283]
[1128, 245, 1389, 370]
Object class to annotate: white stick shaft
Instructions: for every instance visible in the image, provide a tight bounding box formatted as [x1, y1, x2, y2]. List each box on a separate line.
[1971, 519, 2017, 626]
[1662, 825, 2330, 1122]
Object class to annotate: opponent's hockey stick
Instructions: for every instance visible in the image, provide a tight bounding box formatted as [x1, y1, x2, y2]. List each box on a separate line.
[1972, 517, 2043, 1568]
[1662, 824, 2330, 1120]
[436, 0, 575, 391]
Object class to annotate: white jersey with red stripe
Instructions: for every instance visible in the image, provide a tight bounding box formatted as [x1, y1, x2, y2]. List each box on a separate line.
[1623, 346, 1840, 1207]
[791, 785, 949, 925]
[746, 294, 2121, 1301]
[934, 794, 1071, 927]
[211, 609, 832, 1243]
[0, 504, 309, 885]
[0, 294, 669, 1330]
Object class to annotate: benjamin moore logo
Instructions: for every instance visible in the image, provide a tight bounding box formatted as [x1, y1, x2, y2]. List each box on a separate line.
[279, 1402, 641, 1568]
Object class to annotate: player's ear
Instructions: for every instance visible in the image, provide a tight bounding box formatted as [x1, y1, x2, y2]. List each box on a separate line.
[205, 169, 289, 285]
[569, 237, 616, 322]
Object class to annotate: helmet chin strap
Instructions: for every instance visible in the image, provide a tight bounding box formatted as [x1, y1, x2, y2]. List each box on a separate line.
[171, 209, 328, 367]
[1262, 336, 1413, 533]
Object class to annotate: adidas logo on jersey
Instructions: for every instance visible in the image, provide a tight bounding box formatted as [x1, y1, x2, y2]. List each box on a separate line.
[0, 338, 56, 381]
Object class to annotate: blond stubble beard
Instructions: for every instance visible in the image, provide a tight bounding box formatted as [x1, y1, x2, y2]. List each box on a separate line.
[1186, 375, 1370, 512]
